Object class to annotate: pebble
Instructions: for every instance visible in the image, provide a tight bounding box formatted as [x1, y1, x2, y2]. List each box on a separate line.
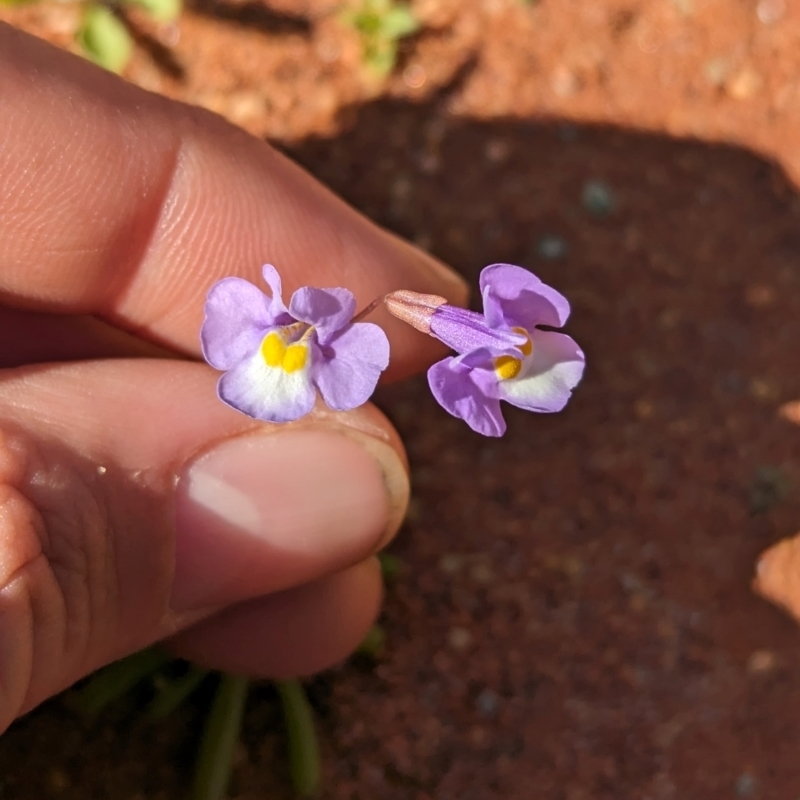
[439, 554, 464, 574]
[403, 64, 427, 89]
[735, 772, 757, 797]
[537, 235, 568, 260]
[778, 400, 800, 425]
[704, 57, 730, 88]
[581, 180, 616, 217]
[726, 68, 762, 101]
[448, 627, 473, 651]
[475, 689, 499, 717]
[551, 65, 580, 98]
[757, 0, 785, 24]
[484, 138, 510, 164]
[747, 649, 777, 675]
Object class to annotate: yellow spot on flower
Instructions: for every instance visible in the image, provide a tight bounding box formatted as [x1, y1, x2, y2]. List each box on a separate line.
[283, 343, 308, 373]
[261, 331, 309, 373]
[512, 326, 533, 357]
[494, 355, 522, 381]
[261, 331, 286, 367]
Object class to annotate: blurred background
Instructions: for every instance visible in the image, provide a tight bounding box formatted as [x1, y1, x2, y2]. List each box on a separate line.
[2, 1, 800, 798]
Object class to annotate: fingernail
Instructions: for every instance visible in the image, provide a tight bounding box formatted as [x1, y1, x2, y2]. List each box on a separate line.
[171, 428, 408, 612]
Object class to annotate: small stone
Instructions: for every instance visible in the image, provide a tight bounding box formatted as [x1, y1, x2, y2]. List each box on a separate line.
[726, 68, 762, 101]
[747, 649, 777, 674]
[735, 772, 757, 797]
[470, 562, 495, 584]
[581, 180, 616, 217]
[704, 57, 731, 88]
[634, 399, 654, 420]
[749, 378, 779, 402]
[536, 235, 568, 260]
[744, 284, 775, 308]
[484, 138, 510, 164]
[439, 554, 464, 574]
[551, 65, 579, 98]
[749, 465, 790, 514]
[475, 689, 499, 717]
[778, 400, 800, 425]
[753, 533, 800, 623]
[757, 0, 785, 24]
[447, 626, 473, 651]
[226, 91, 266, 126]
[403, 64, 427, 89]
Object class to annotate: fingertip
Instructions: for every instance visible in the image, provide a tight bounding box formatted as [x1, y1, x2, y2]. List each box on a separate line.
[166, 558, 383, 678]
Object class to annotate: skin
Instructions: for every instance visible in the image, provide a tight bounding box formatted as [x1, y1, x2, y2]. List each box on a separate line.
[0, 23, 467, 732]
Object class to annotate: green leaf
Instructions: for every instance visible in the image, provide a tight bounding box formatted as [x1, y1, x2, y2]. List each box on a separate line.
[123, 0, 181, 23]
[77, 5, 134, 74]
[356, 624, 386, 658]
[192, 674, 249, 800]
[378, 552, 402, 580]
[72, 648, 168, 715]
[365, 38, 397, 77]
[148, 665, 208, 719]
[379, 6, 418, 40]
[277, 680, 320, 798]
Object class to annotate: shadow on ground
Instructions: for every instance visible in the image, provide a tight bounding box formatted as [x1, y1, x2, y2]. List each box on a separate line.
[3, 82, 800, 800]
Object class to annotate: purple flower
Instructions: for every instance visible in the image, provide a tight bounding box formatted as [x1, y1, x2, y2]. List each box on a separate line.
[385, 264, 585, 437]
[201, 265, 390, 422]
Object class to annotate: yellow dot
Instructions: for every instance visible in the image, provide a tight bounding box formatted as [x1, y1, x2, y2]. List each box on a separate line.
[282, 343, 308, 373]
[261, 331, 286, 367]
[512, 326, 533, 357]
[494, 355, 522, 381]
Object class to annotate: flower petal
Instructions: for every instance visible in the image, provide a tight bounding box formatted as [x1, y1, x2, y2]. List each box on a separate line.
[261, 264, 292, 322]
[312, 322, 390, 411]
[428, 355, 507, 437]
[429, 304, 527, 355]
[480, 263, 571, 330]
[289, 287, 357, 344]
[498, 330, 585, 413]
[217, 345, 316, 422]
[201, 277, 276, 370]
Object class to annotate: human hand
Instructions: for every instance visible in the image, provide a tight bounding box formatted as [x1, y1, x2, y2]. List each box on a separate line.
[0, 23, 466, 732]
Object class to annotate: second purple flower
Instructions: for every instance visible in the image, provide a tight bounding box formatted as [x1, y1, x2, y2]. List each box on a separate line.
[385, 263, 585, 437]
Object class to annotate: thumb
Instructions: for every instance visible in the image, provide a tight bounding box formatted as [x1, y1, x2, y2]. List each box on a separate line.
[0, 359, 408, 730]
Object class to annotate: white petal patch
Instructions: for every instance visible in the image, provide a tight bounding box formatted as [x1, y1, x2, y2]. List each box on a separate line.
[498, 330, 584, 413]
[219, 346, 316, 422]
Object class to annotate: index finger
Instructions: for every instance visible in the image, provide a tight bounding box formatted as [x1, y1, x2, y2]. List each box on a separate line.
[0, 24, 466, 378]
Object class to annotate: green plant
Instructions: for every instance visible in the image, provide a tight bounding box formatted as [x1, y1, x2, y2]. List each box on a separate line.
[341, 0, 420, 77]
[68, 556, 403, 798]
[1, 0, 182, 73]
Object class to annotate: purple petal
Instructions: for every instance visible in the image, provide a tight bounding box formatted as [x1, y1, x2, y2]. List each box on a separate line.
[261, 264, 292, 323]
[201, 278, 275, 370]
[498, 330, 585, 413]
[428, 356, 507, 437]
[480, 263, 571, 331]
[430, 304, 527, 355]
[312, 322, 390, 410]
[289, 287, 357, 345]
[217, 348, 316, 422]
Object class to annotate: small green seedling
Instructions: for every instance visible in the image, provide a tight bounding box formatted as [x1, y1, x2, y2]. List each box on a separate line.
[342, 0, 420, 77]
[77, 5, 134, 74]
[78, 0, 182, 74]
[4, 0, 182, 74]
